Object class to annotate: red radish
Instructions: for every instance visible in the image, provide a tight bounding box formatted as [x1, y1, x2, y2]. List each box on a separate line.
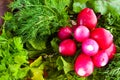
[59, 39, 76, 56]
[58, 26, 72, 40]
[74, 26, 90, 42]
[74, 53, 94, 77]
[77, 8, 97, 30]
[91, 28, 113, 49]
[92, 50, 109, 68]
[72, 24, 78, 32]
[105, 43, 116, 60]
[82, 38, 99, 56]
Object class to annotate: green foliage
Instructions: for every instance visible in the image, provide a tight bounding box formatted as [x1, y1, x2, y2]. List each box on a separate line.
[30, 56, 45, 80]
[0, 29, 29, 80]
[50, 38, 59, 52]
[30, 56, 42, 67]
[5, 0, 70, 42]
[104, 54, 120, 80]
[45, 0, 70, 13]
[56, 56, 73, 74]
[28, 39, 46, 51]
[73, 0, 87, 13]
[87, 0, 108, 15]
[73, 0, 120, 15]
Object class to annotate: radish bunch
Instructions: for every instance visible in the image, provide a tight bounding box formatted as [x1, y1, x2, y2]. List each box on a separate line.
[58, 8, 116, 77]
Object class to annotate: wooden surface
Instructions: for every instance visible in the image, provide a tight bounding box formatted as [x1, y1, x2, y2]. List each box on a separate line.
[0, 0, 12, 25]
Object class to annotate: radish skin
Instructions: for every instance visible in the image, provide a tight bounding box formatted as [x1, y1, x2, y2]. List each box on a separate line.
[74, 53, 94, 77]
[92, 50, 109, 68]
[58, 26, 72, 40]
[82, 39, 99, 56]
[59, 39, 76, 56]
[91, 28, 113, 49]
[105, 43, 116, 59]
[74, 26, 90, 42]
[77, 8, 97, 30]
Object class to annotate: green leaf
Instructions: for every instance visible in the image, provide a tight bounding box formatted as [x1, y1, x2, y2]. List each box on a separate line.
[2, 12, 13, 21]
[56, 56, 73, 74]
[28, 50, 42, 59]
[30, 62, 45, 80]
[73, 0, 88, 13]
[56, 56, 63, 71]
[50, 38, 59, 52]
[13, 37, 23, 51]
[45, 0, 70, 12]
[9, 63, 29, 79]
[17, 67, 30, 79]
[0, 64, 6, 71]
[73, 2, 86, 13]
[14, 54, 28, 64]
[9, 64, 20, 77]
[87, 0, 108, 15]
[28, 39, 46, 50]
[30, 56, 42, 67]
[0, 74, 9, 80]
[107, 0, 120, 15]
[0, 35, 29, 80]
[74, 0, 88, 4]
[31, 68, 44, 80]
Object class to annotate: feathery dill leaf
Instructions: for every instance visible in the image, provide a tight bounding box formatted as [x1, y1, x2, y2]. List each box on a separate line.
[5, 0, 70, 42]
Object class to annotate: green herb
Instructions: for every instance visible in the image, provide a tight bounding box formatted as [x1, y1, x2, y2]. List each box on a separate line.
[0, 29, 29, 80]
[4, 0, 71, 60]
[56, 56, 73, 74]
[30, 56, 45, 80]
[5, 0, 70, 41]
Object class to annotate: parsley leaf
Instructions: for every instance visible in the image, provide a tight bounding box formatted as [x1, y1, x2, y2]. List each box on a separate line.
[0, 29, 29, 80]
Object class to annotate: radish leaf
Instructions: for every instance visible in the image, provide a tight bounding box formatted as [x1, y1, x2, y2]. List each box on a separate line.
[56, 56, 73, 74]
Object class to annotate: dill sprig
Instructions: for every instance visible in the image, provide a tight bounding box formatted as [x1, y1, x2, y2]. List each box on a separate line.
[5, 0, 70, 42]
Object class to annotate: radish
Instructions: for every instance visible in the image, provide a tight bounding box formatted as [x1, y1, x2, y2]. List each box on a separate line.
[58, 26, 72, 40]
[74, 26, 90, 42]
[77, 8, 97, 30]
[91, 28, 113, 49]
[92, 50, 109, 68]
[59, 39, 76, 56]
[105, 43, 116, 60]
[82, 38, 99, 56]
[74, 53, 94, 77]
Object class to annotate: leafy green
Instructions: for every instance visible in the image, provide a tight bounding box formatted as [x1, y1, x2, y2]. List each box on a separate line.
[28, 39, 46, 51]
[5, 0, 70, 42]
[0, 29, 29, 80]
[73, 0, 120, 15]
[107, 0, 120, 15]
[30, 56, 45, 80]
[4, 0, 71, 60]
[56, 56, 73, 74]
[50, 38, 59, 52]
[45, 0, 70, 13]
[30, 56, 42, 67]
[87, 0, 108, 15]
[73, 0, 87, 13]
[31, 67, 44, 80]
